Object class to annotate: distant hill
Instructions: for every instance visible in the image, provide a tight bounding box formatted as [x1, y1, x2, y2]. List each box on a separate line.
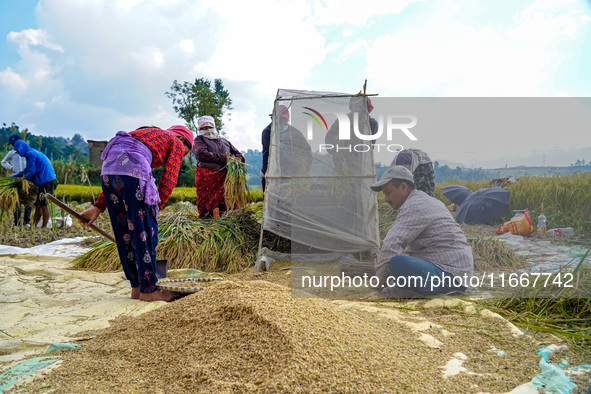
[434, 162, 591, 183]
[1, 123, 88, 163]
[4, 122, 588, 190]
[435, 159, 466, 168]
[480, 165, 591, 178]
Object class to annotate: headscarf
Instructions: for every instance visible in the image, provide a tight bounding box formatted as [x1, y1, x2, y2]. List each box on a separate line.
[197, 116, 219, 139]
[392, 149, 419, 173]
[278, 105, 290, 119]
[366, 97, 374, 113]
[167, 125, 194, 148]
[269, 105, 290, 119]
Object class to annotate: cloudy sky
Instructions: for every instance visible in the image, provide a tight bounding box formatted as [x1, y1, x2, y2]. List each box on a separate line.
[1, 0, 590, 168]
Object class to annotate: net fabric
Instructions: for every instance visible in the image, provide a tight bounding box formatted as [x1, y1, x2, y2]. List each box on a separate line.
[263, 89, 380, 254]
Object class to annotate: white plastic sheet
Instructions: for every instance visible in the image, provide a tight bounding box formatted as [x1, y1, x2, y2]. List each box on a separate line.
[263, 89, 380, 255]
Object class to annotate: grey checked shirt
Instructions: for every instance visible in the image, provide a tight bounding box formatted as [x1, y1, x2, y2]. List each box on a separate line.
[377, 190, 474, 285]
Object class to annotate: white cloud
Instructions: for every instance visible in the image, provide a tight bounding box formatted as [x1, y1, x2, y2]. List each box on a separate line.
[311, 0, 420, 25]
[365, 0, 591, 97]
[1, 0, 590, 164]
[196, 0, 326, 93]
[117, 106, 179, 131]
[0, 68, 28, 91]
[0, 28, 62, 100]
[326, 42, 343, 53]
[152, 51, 164, 69]
[116, 0, 145, 12]
[178, 39, 195, 53]
[7, 28, 64, 52]
[335, 39, 368, 64]
[220, 106, 259, 153]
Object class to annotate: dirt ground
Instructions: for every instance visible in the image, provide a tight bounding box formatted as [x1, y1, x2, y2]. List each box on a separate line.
[3, 258, 588, 393]
[2, 216, 590, 392]
[12, 279, 541, 393]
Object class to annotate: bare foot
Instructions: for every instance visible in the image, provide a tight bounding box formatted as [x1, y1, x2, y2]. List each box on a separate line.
[139, 289, 177, 302]
[131, 287, 140, 300]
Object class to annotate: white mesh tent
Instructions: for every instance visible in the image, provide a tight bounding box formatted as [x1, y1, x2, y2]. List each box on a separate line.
[260, 89, 380, 265]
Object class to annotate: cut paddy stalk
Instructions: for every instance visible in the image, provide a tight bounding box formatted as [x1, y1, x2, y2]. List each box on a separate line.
[224, 156, 249, 211]
[72, 203, 261, 273]
[0, 177, 37, 214]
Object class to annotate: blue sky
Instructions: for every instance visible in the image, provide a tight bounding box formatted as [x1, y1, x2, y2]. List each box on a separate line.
[1, 0, 590, 168]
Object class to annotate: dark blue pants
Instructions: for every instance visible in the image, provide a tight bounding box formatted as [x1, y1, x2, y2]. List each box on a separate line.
[388, 255, 466, 296]
[101, 175, 159, 293]
[14, 205, 32, 225]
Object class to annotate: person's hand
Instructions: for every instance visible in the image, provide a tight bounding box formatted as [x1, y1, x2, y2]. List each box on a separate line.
[260, 171, 264, 178]
[79, 206, 102, 227]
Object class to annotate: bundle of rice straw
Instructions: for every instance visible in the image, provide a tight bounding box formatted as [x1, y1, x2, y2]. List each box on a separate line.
[0, 177, 36, 213]
[224, 156, 249, 210]
[72, 202, 260, 273]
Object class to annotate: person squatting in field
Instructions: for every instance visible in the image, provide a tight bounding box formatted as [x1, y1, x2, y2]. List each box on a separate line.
[372, 165, 474, 297]
[79, 125, 193, 302]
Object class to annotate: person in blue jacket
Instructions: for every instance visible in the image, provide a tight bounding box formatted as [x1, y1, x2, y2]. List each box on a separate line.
[11, 137, 58, 228]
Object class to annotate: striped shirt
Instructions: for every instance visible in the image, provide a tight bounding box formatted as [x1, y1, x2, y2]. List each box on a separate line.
[376, 189, 474, 285]
[94, 128, 185, 211]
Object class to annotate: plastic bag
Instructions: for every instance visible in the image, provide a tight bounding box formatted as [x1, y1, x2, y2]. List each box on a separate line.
[495, 208, 535, 236]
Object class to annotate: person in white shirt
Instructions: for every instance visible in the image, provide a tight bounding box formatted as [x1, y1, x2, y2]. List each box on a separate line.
[3, 135, 32, 226]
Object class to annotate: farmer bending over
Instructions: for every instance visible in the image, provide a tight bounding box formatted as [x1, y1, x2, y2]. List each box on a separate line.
[11, 136, 58, 229]
[371, 166, 474, 298]
[80, 126, 193, 302]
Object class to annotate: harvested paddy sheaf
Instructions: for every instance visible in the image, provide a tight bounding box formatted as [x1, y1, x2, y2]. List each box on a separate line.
[20, 280, 544, 393]
[71, 202, 291, 274]
[224, 156, 249, 210]
[470, 236, 525, 271]
[72, 203, 260, 273]
[0, 177, 37, 213]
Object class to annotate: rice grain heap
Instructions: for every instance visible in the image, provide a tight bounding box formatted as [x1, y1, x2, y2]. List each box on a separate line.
[21, 280, 543, 393]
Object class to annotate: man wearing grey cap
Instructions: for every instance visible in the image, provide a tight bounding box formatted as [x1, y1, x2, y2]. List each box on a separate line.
[371, 166, 473, 297]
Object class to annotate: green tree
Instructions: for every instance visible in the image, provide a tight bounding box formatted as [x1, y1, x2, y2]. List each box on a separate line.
[165, 77, 232, 135]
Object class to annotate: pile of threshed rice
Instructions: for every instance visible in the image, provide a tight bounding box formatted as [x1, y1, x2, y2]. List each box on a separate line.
[17, 279, 545, 393]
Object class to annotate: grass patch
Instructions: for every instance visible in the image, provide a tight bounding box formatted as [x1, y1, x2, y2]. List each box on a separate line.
[475, 247, 591, 357]
[53, 184, 264, 206]
[434, 173, 591, 232]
